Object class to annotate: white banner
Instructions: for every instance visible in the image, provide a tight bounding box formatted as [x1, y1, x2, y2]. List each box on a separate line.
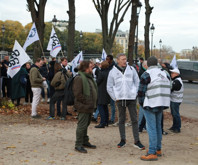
[23, 23, 39, 51]
[47, 27, 62, 57]
[71, 51, 83, 75]
[7, 40, 31, 78]
[101, 48, 107, 61]
[170, 55, 178, 69]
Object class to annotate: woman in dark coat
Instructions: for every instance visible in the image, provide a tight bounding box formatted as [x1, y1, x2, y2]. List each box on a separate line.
[11, 66, 28, 106]
[95, 61, 111, 128]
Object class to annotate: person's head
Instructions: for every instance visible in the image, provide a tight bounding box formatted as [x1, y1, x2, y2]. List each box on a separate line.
[25, 62, 31, 69]
[61, 57, 67, 67]
[116, 54, 127, 68]
[101, 61, 109, 69]
[54, 62, 62, 74]
[106, 55, 113, 65]
[51, 57, 56, 61]
[35, 58, 43, 68]
[139, 57, 144, 63]
[170, 68, 180, 79]
[41, 57, 47, 64]
[142, 60, 148, 70]
[147, 56, 158, 67]
[4, 56, 9, 62]
[79, 61, 92, 74]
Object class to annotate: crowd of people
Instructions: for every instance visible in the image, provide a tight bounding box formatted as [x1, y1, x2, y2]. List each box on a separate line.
[0, 54, 184, 161]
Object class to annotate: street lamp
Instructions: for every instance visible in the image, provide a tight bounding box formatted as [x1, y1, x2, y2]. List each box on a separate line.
[134, 1, 142, 64]
[153, 45, 156, 56]
[79, 31, 83, 52]
[2, 24, 5, 50]
[150, 23, 155, 56]
[52, 15, 58, 27]
[159, 39, 162, 59]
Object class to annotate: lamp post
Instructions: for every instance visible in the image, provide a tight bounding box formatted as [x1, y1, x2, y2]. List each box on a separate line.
[150, 23, 155, 56]
[52, 15, 58, 27]
[159, 39, 162, 59]
[79, 31, 83, 52]
[2, 25, 5, 50]
[153, 45, 156, 56]
[134, 1, 142, 64]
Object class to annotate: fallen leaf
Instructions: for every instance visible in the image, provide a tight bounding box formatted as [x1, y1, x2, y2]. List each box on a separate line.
[10, 152, 15, 155]
[33, 150, 37, 152]
[128, 161, 133, 164]
[43, 143, 47, 146]
[6, 145, 16, 149]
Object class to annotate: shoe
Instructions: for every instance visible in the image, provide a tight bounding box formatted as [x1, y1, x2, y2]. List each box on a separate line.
[125, 123, 132, 127]
[57, 113, 62, 117]
[47, 98, 50, 103]
[112, 122, 119, 127]
[140, 154, 158, 161]
[162, 131, 168, 135]
[83, 143, 96, 149]
[168, 127, 174, 130]
[23, 102, 28, 105]
[171, 129, 181, 133]
[75, 146, 87, 153]
[134, 141, 145, 150]
[117, 139, 126, 148]
[95, 124, 105, 128]
[31, 114, 41, 119]
[146, 149, 162, 157]
[60, 117, 66, 120]
[91, 117, 97, 123]
[66, 112, 72, 116]
[108, 120, 114, 125]
[41, 98, 45, 102]
[47, 116, 55, 120]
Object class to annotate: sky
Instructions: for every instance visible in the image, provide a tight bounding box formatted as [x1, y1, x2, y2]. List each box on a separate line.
[0, 0, 198, 53]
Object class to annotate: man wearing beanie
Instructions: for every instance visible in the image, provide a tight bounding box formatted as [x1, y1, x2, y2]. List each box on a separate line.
[138, 56, 171, 161]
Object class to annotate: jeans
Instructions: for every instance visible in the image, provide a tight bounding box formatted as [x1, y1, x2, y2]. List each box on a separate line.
[143, 109, 162, 154]
[31, 88, 41, 116]
[170, 101, 181, 131]
[93, 108, 99, 119]
[110, 98, 116, 122]
[117, 100, 139, 142]
[98, 104, 109, 125]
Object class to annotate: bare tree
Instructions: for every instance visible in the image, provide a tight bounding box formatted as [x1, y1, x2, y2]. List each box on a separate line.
[67, 0, 75, 62]
[93, 0, 132, 55]
[27, 0, 47, 61]
[128, 0, 140, 65]
[144, 0, 153, 60]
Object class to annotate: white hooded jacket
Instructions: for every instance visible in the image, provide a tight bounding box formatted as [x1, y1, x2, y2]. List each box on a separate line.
[107, 64, 139, 101]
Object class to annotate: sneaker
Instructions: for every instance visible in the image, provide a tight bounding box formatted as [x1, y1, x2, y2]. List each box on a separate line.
[31, 114, 42, 119]
[162, 131, 168, 135]
[134, 141, 145, 150]
[125, 123, 132, 127]
[117, 139, 126, 148]
[112, 122, 119, 127]
[108, 120, 114, 125]
[41, 98, 45, 102]
[60, 117, 66, 120]
[140, 154, 158, 161]
[47, 98, 50, 103]
[47, 116, 55, 120]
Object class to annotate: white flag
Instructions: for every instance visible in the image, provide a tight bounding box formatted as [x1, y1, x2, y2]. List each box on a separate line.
[23, 23, 39, 51]
[170, 55, 178, 69]
[7, 40, 31, 78]
[101, 48, 107, 61]
[47, 27, 62, 57]
[71, 51, 83, 76]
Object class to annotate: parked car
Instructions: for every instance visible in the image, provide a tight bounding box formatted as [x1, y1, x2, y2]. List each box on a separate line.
[177, 61, 198, 82]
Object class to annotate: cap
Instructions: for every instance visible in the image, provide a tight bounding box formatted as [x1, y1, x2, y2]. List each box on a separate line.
[170, 68, 180, 74]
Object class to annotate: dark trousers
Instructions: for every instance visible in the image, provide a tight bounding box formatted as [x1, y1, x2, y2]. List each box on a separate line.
[49, 90, 67, 118]
[25, 84, 33, 103]
[170, 101, 181, 131]
[75, 113, 92, 147]
[2, 78, 11, 98]
[98, 104, 109, 125]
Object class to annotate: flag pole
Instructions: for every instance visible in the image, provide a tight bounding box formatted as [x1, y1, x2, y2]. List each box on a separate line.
[60, 49, 64, 57]
[38, 40, 45, 57]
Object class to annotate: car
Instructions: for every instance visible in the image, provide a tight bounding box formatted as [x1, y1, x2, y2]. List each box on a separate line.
[177, 61, 198, 82]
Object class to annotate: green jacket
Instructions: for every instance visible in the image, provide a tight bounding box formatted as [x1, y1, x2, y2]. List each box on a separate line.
[30, 65, 43, 88]
[51, 70, 70, 90]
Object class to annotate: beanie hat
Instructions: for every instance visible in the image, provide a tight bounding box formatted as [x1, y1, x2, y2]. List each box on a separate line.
[147, 56, 158, 67]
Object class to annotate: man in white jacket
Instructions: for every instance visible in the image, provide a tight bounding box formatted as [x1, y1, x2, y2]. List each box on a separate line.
[107, 54, 145, 150]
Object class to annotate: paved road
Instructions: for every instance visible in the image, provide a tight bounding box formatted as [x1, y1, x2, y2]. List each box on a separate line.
[179, 81, 198, 119]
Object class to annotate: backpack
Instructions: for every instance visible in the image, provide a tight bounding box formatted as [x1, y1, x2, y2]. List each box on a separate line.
[20, 74, 27, 87]
[64, 76, 76, 105]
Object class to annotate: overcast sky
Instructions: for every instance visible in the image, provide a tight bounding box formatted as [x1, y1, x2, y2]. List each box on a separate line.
[0, 0, 198, 53]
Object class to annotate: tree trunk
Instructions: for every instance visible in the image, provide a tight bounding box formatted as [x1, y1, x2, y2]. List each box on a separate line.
[128, 0, 139, 65]
[67, 0, 75, 62]
[27, 0, 47, 62]
[144, 0, 153, 60]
